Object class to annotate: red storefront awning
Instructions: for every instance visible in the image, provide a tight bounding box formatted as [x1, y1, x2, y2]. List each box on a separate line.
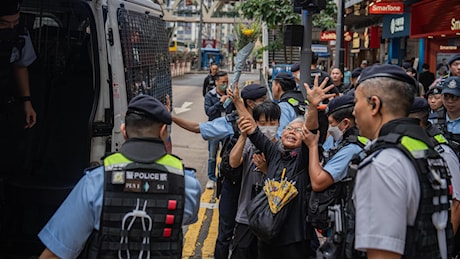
[410, 0, 460, 38]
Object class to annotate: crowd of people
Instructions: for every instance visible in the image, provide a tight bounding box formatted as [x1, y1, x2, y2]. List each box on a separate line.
[35, 43, 460, 257]
[191, 52, 460, 258]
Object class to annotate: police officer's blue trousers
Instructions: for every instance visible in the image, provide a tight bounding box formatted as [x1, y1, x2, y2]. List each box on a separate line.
[214, 177, 241, 259]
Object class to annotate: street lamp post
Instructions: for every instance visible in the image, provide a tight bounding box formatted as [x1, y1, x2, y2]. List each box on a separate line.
[334, 0, 345, 73]
[299, 9, 312, 99]
[197, 0, 204, 71]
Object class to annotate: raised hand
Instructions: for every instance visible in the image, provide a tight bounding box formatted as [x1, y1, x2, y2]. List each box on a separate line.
[304, 75, 336, 106]
[301, 125, 319, 148]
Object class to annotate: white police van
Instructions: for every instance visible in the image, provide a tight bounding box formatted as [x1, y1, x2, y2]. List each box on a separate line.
[0, 0, 173, 257]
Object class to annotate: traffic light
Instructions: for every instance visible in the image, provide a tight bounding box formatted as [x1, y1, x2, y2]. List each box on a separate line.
[293, 0, 326, 11]
[185, 0, 193, 6]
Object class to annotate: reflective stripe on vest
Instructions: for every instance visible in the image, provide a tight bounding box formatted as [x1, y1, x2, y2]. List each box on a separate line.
[400, 136, 428, 159]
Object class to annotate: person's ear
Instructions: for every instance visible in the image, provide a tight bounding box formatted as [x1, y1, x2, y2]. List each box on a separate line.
[121, 123, 128, 140]
[341, 118, 351, 130]
[159, 124, 169, 143]
[368, 96, 382, 114]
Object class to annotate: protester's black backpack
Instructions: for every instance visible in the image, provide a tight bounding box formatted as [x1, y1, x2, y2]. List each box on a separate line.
[216, 112, 243, 197]
[219, 135, 243, 184]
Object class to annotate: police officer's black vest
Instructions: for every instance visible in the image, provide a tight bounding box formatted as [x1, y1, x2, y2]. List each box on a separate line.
[308, 126, 367, 231]
[435, 111, 460, 159]
[426, 123, 454, 155]
[279, 90, 307, 116]
[429, 107, 446, 131]
[0, 25, 26, 107]
[85, 153, 185, 259]
[343, 130, 453, 258]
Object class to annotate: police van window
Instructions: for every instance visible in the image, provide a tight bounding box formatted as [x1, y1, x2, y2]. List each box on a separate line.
[32, 16, 59, 29]
[118, 8, 172, 106]
[19, 0, 97, 180]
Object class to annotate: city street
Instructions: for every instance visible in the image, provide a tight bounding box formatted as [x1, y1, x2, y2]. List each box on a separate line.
[171, 70, 262, 258]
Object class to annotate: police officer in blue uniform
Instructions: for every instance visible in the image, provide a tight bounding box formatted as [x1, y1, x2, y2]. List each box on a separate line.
[271, 72, 307, 138]
[303, 95, 365, 192]
[0, 0, 37, 128]
[38, 95, 201, 259]
[351, 64, 452, 258]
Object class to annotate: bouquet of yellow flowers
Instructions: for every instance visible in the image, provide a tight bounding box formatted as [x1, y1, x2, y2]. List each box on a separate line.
[235, 20, 261, 50]
[228, 20, 262, 91]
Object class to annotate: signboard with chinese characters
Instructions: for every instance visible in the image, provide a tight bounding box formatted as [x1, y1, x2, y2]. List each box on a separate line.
[382, 12, 410, 39]
[352, 32, 360, 49]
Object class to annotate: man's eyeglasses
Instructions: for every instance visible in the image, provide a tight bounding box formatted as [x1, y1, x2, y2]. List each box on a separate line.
[442, 93, 460, 102]
[284, 126, 302, 133]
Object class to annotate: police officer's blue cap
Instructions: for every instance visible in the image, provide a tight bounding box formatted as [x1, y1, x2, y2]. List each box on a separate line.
[241, 84, 267, 100]
[1, 0, 21, 16]
[441, 76, 460, 97]
[274, 72, 294, 81]
[127, 94, 172, 124]
[351, 68, 362, 78]
[357, 64, 417, 90]
[410, 97, 429, 113]
[448, 54, 460, 66]
[326, 95, 355, 116]
[425, 86, 443, 97]
[291, 63, 300, 72]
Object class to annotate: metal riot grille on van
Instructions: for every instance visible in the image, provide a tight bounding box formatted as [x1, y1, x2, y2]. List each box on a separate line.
[118, 7, 172, 106]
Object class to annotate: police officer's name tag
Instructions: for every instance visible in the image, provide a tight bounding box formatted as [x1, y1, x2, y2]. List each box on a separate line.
[122, 170, 169, 193]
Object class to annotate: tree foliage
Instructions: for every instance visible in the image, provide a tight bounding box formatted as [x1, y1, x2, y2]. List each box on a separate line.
[236, 0, 338, 63]
[236, 0, 300, 29]
[312, 0, 337, 30]
[237, 0, 337, 30]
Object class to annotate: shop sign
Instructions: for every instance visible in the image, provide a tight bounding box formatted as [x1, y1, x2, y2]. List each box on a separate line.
[382, 13, 410, 39]
[352, 32, 360, 49]
[411, 0, 460, 38]
[440, 45, 458, 51]
[202, 39, 216, 48]
[364, 28, 369, 49]
[312, 45, 328, 53]
[452, 18, 460, 31]
[369, 26, 381, 49]
[369, 2, 404, 14]
[319, 31, 353, 42]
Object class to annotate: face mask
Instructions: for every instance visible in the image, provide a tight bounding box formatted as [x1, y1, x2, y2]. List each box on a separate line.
[294, 73, 300, 80]
[218, 84, 228, 92]
[259, 125, 278, 140]
[327, 122, 343, 141]
[0, 27, 18, 42]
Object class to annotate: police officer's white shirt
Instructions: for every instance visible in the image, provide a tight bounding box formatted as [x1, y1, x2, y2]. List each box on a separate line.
[353, 147, 420, 255]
